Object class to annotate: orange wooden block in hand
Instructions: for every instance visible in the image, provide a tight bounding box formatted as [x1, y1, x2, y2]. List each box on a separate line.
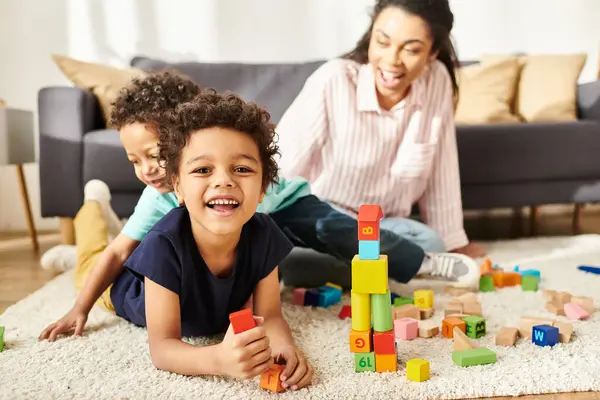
[229, 309, 256, 334]
[260, 363, 285, 392]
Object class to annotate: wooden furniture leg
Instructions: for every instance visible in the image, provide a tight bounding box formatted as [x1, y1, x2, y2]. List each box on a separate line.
[572, 204, 583, 235]
[529, 205, 538, 237]
[510, 207, 523, 238]
[59, 217, 75, 245]
[16, 164, 39, 252]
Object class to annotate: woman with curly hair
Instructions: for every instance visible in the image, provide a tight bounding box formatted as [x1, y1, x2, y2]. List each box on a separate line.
[277, 0, 486, 262]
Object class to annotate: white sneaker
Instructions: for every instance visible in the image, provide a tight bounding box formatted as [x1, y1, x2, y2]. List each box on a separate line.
[419, 252, 480, 288]
[84, 180, 123, 238]
[40, 245, 77, 271]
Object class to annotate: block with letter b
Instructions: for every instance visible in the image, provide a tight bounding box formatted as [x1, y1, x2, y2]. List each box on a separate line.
[357, 204, 383, 241]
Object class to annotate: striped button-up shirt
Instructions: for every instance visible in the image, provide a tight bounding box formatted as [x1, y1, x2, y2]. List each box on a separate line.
[276, 58, 468, 250]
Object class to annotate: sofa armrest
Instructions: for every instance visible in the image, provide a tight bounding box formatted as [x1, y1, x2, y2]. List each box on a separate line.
[577, 80, 600, 122]
[38, 86, 104, 218]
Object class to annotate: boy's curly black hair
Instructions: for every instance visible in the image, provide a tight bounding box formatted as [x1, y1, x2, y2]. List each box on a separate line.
[109, 70, 201, 130]
[158, 89, 279, 192]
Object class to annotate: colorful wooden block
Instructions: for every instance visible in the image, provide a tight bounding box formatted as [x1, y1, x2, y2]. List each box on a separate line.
[546, 300, 566, 316]
[419, 307, 434, 320]
[442, 317, 466, 338]
[292, 288, 306, 305]
[532, 324, 559, 347]
[480, 257, 493, 276]
[351, 255, 388, 294]
[413, 289, 434, 309]
[515, 267, 541, 279]
[394, 318, 418, 340]
[0, 326, 4, 352]
[372, 289, 393, 332]
[374, 330, 395, 354]
[393, 304, 421, 320]
[325, 282, 343, 291]
[452, 347, 496, 367]
[406, 358, 430, 382]
[462, 315, 486, 339]
[571, 296, 594, 313]
[350, 329, 373, 353]
[453, 326, 476, 351]
[359, 240, 380, 260]
[556, 291, 573, 304]
[495, 327, 519, 346]
[479, 275, 494, 292]
[355, 352, 376, 372]
[492, 271, 522, 287]
[519, 316, 556, 340]
[553, 321, 573, 343]
[394, 296, 414, 307]
[375, 353, 397, 372]
[418, 321, 439, 338]
[351, 291, 371, 331]
[317, 286, 341, 307]
[304, 289, 320, 307]
[462, 302, 482, 317]
[457, 292, 478, 304]
[564, 302, 590, 320]
[357, 204, 383, 241]
[260, 363, 285, 392]
[521, 275, 539, 291]
[229, 309, 256, 334]
[338, 305, 352, 319]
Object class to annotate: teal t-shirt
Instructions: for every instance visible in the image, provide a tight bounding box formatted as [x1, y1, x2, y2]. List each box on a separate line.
[121, 176, 311, 242]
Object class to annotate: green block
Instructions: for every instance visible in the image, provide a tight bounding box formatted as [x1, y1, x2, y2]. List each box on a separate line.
[0, 326, 4, 352]
[371, 289, 393, 332]
[393, 296, 414, 307]
[452, 347, 496, 367]
[355, 352, 376, 372]
[479, 275, 494, 292]
[521, 275, 539, 291]
[462, 316, 486, 338]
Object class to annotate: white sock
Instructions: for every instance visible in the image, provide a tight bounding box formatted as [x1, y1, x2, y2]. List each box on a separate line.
[40, 245, 77, 271]
[84, 180, 123, 238]
[417, 253, 433, 275]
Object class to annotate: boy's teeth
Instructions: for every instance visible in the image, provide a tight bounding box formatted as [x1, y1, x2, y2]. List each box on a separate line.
[208, 199, 239, 205]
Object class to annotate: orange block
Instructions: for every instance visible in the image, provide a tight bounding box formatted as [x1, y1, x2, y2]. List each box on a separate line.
[357, 205, 383, 240]
[229, 308, 256, 334]
[442, 317, 466, 338]
[492, 272, 521, 287]
[350, 329, 372, 353]
[260, 364, 285, 392]
[480, 257, 493, 276]
[375, 353, 397, 372]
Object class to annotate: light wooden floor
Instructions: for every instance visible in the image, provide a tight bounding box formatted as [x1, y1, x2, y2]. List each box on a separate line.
[1, 209, 599, 399]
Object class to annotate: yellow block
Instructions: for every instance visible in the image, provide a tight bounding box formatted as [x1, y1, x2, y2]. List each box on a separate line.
[375, 353, 397, 372]
[351, 291, 371, 331]
[406, 358, 430, 382]
[325, 282, 343, 291]
[351, 255, 388, 294]
[414, 289, 434, 309]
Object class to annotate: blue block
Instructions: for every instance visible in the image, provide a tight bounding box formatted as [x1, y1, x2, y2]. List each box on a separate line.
[532, 324, 559, 347]
[514, 265, 541, 279]
[304, 289, 320, 307]
[390, 292, 400, 304]
[317, 286, 342, 307]
[359, 240, 380, 260]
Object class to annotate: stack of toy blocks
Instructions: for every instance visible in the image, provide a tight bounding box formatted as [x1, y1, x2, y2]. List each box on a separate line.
[350, 205, 397, 373]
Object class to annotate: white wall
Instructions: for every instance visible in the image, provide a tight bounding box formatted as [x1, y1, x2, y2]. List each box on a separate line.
[0, 0, 598, 232]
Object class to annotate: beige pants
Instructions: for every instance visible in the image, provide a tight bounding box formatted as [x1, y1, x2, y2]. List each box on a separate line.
[73, 201, 115, 312]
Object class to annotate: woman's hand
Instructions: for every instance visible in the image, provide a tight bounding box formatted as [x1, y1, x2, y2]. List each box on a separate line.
[452, 242, 486, 258]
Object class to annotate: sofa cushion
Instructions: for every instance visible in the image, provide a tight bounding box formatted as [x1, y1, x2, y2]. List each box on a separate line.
[457, 121, 600, 185]
[83, 129, 145, 191]
[130, 56, 326, 124]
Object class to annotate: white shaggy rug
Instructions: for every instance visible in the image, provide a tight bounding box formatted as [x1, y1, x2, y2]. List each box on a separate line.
[2, 235, 600, 399]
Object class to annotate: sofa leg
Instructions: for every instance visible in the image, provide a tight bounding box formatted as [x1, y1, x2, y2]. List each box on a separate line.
[572, 204, 583, 235]
[59, 217, 75, 245]
[510, 207, 524, 238]
[529, 205, 538, 236]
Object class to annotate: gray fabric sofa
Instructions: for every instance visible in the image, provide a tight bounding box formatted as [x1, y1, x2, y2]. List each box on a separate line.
[38, 56, 600, 223]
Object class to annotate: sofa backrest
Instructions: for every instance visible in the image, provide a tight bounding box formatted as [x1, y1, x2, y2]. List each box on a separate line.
[131, 56, 326, 124]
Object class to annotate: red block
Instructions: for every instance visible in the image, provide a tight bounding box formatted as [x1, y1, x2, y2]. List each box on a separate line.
[358, 205, 383, 241]
[293, 288, 306, 305]
[338, 305, 352, 319]
[229, 308, 256, 334]
[373, 330, 395, 354]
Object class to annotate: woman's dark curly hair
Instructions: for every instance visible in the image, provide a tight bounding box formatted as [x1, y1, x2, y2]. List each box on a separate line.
[109, 70, 201, 130]
[158, 89, 279, 192]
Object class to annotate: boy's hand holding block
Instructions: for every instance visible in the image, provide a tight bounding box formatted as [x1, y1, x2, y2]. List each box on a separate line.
[260, 363, 285, 393]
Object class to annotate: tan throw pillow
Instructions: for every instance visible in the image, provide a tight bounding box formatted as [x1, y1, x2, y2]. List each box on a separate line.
[514, 54, 587, 122]
[52, 54, 147, 119]
[454, 58, 521, 124]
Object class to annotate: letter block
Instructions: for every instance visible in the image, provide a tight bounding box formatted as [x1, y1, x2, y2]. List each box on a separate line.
[395, 318, 418, 340]
[452, 348, 496, 367]
[229, 309, 256, 334]
[442, 317, 466, 338]
[372, 289, 393, 332]
[462, 315, 486, 339]
[357, 204, 383, 241]
[413, 289, 434, 309]
[260, 363, 285, 392]
[532, 324, 559, 347]
[406, 358, 430, 382]
[375, 354, 397, 372]
[373, 330, 395, 354]
[351, 291, 371, 331]
[351, 255, 388, 294]
[355, 352, 376, 372]
[350, 329, 373, 353]
[358, 240, 380, 260]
